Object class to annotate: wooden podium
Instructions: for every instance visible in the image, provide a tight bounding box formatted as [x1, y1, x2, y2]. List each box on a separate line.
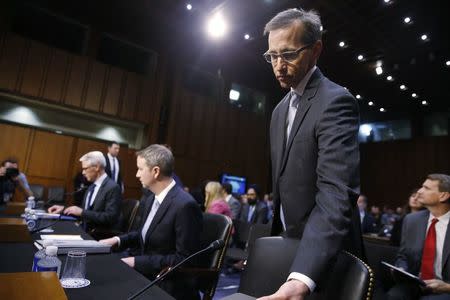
[0, 218, 32, 242]
[0, 272, 68, 300]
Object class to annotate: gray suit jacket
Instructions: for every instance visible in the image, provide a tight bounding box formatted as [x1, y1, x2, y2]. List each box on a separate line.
[228, 195, 241, 219]
[396, 210, 450, 281]
[270, 68, 362, 287]
[81, 176, 122, 231]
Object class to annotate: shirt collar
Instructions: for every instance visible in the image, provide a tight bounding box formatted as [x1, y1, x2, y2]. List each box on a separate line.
[107, 153, 115, 160]
[93, 172, 108, 187]
[225, 194, 232, 202]
[291, 65, 317, 97]
[429, 210, 450, 226]
[155, 179, 176, 205]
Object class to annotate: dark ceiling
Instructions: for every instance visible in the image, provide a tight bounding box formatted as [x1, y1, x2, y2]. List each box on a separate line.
[12, 0, 450, 123]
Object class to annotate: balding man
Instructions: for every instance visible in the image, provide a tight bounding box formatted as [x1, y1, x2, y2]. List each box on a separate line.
[48, 151, 121, 232]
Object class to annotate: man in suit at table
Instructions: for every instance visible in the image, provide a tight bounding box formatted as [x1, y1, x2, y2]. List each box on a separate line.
[259, 8, 362, 300]
[48, 151, 121, 232]
[104, 141, 123, 191]
[100, 144, 203, 300]
[387, 174, 450, 300]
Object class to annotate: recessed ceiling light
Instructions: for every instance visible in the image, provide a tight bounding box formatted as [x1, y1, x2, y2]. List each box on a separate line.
[404, 17, 411, 24]
[320, 26, 324, 31]
[339, 41, 346, 48]
[446, 60, 450, 66]
[244, 34, 250, 40]
[186, 3, 192, 10]
[411, 93, 418, 98]
[379, 108, 385, 112]
[356, 94, 362, 99]
[386, 75, 394, 81]
[206, 13, 228, 39]
[384, 0, 390, 3]
[400, 84, 407, 90]
[421, 34, 428, 41]
[421, 100, 428, 105]
[375, 66, 383, 75]
[357, 55, 364, 61]
[368, 101, 374, 106]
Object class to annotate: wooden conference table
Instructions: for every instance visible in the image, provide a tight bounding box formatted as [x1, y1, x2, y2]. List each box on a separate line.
[0, 215, 174, 300]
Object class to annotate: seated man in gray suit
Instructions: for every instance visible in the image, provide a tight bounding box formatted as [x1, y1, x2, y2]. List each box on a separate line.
[48, 151, 121, 232]
[387, 174, 450, 300]
[222, 182, 241, 220]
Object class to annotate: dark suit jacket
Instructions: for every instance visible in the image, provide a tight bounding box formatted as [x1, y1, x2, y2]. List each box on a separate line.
[270, 68, 362, 288]
[228, 195, 242, 220]
[119, 185, 203, 300]
[361, 211, 377, 234]
[104, 153, 122, 187]
[239, 201, 269, 224]
[395, 210, 450, 281]
[81, 176, 121, 232]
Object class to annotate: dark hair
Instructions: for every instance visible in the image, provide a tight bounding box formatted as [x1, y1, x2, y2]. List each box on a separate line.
[222, 182, 232, 195]
[427, 174, 450, 193]
[247, 184, 261, 198]
[108, 141, 119, 147]
[1, 157, 18, 166]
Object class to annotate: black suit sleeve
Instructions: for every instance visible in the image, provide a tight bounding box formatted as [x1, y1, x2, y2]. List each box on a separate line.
[290, 93, 360, 283]
[82, 183, 121, 226]
[133, 199, 202, 276]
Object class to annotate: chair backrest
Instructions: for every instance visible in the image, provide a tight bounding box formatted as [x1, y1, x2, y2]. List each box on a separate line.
[239, 237, 374, 300]
[121, 198, 140, 232]
[364, 239, 398, 291]
[191, 213, 233, 300]
[245, 223, 272, 252]
[29, 184, 45, 201]
[47, 186, 65, 205]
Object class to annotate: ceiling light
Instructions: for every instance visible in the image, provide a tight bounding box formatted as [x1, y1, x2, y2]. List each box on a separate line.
[339, 41, 346, 48]
[206, 13, 228, 39]
[360, 124, 372, 137]
[229, 89, 240, 101]
[186, 3, 192, 10]
[368, 101, 374, 106]
[379, 108, 385, 112]
[404, 17, 411, 24]
[421, 34, 428, 41]
[400, 84, 407, 90]
[411, 93, 418, 98]
[446, 60, 450, 66]
[384, 0, 391, 3]
[421, 100, 428, 106]
[244, 34, 250, 40]
[356, 94, 361, 99]
[320, 26, 324, 31]
[357, 55, 364, 61]
[375, 66, 383, 75]
[386, 75, 393, 81]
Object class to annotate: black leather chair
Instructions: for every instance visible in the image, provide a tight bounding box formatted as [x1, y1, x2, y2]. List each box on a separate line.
[178, 213, 233, 300]
[47, 186, 65, 206]
[226, 222, 271, 261]
[29, 184, 45, 202]
[238, 237, 374, 300]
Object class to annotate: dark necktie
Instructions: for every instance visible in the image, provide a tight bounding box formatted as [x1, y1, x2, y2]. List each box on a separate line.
[111, 158, 116, 181]
[85, 184, 96, 210]
[420, 218, 439, 280]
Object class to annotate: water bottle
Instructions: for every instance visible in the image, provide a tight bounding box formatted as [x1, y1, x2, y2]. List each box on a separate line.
[36, 246, 62, 278]
[26, 196, 36, 209]
[32, 240, 54, 271]
[24, 208, 38, 231]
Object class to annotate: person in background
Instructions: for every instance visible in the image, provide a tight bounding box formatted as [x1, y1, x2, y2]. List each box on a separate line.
[205, 181, 232, 218]
[222, 182, 241, 219]
[239, 185, 269, 225]
[0, 157, 33, 202]
[357, 194, 377, 234]
[370, 205, 382, 232]
[104, 141, 123, 191]
[390, 189, 426, 246]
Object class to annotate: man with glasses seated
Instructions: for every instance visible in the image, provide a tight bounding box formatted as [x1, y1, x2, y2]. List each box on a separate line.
[260, 8, 362, 300]
[48, 151, 121, 233]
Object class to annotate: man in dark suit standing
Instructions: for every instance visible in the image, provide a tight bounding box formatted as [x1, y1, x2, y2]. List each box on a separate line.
[387, 174, 450, 300]
[239, 186, 269, 224]
[100, 144, 203, 300]
[222, 182, 241, 220]
[260, 8, 361, 300]
[358, 195, 377, 234]
[48, 151, 121, 232]
[104, 141, 122, 190]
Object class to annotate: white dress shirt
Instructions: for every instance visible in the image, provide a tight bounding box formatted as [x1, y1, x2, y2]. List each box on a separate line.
[281, 65, 318, 292]
[427, 210, 450, 279]
[86, 173, 108, 208]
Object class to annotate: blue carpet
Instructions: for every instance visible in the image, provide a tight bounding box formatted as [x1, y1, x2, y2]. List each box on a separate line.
[213, 270, 241, 299]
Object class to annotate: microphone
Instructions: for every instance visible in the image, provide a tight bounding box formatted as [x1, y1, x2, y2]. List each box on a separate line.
[127, 239, 225, 300]
[64, 186, 88, 196]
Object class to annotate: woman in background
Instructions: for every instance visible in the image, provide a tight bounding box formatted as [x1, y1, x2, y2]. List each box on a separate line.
[204, 181, 232, 218]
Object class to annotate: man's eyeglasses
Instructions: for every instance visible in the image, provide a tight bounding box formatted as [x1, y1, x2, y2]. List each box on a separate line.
[263, 44, 312, 64]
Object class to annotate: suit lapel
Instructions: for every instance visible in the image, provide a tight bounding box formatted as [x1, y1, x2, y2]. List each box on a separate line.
[144, 186, 177, 242]
[90, 177, 108, 210]
[279, 69, 322, 174]
[442, 219, 450, 273]
[273, 94, 290, 180]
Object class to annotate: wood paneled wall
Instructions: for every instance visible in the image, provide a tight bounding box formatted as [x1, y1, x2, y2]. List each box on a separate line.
[360, 136, 450, 209]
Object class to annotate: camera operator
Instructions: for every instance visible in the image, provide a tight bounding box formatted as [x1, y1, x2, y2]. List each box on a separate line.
[0, 158, 33, 203]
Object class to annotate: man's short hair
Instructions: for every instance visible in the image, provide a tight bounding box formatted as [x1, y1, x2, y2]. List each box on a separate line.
[264, 8, 322, 45]
[1, 157, 18, 166]
[108, 141, 119, 147]
[359, 194, 368, 204]
[79, 151, 106, 168]
[427, 174, 450, 193]
[136, 144, 174, 177]
[222, 182, 232, 195]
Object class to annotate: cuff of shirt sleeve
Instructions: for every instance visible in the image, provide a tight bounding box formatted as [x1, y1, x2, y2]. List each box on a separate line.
[113, 236, 121, 247]
[287, 272, 316, 293]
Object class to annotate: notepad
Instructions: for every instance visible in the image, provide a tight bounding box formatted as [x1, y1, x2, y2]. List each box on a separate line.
[35, 239, 111, 254]
[381, 261, 426, 286]
[40, 234, 83, 240]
